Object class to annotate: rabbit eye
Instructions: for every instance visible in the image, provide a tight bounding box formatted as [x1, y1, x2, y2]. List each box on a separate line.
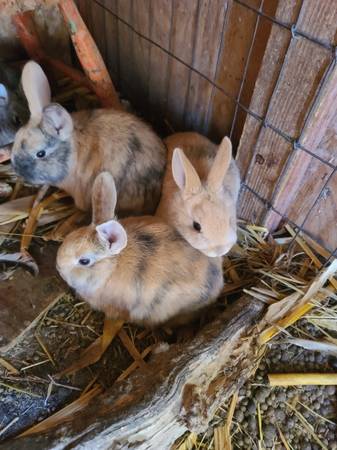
[79, 257, 90, 266]
[193, 221, 201, 232]
[36, 150, 46, 158]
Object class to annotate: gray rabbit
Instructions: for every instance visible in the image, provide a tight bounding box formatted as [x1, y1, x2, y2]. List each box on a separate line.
[0, 62, 29, 147]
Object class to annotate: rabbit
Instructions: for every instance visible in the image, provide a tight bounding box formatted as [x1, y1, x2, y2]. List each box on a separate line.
[156, 132, 241, 258]
[0, 61, 29, 147]
[56, 171, 224, 327]
[11, 61, 166, 215]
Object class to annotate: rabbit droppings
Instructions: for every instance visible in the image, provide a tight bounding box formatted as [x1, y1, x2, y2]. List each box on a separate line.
[156, 132, 240, 257]
[11, 61, 166, 215]
[56, 172, 224, 327]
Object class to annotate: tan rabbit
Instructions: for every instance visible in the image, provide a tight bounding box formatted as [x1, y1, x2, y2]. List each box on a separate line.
[11, 61, 166, 215]
[156, 132, 240, 257]
[56, 172, 223, 327]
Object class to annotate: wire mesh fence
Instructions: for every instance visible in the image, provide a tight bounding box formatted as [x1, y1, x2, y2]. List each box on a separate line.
[93, 0, 337, 262]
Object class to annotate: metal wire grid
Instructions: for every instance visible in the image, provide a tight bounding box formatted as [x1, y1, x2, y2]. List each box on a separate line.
[94, 0, 337, 263]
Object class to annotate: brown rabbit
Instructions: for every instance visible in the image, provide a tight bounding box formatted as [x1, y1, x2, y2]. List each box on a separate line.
[56, 172, 224, 327]
[11, 61, 166, 215]
[156, 132, 240, 257]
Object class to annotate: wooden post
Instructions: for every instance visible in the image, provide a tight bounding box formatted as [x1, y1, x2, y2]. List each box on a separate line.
[58, 0, 121, 109]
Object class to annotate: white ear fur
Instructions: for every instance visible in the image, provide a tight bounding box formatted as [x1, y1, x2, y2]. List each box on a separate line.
[0, 84, 8, 106]
[172, 147, 201, 193]
[41, 104, 73, 140]
[92, 172, 117, 225]
[96, 220, 127, 255]
[207, 136, 232, 191]
[21, 61, 51, 119]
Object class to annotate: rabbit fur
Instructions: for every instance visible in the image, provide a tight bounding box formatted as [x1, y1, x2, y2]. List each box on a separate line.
[0, 61, 29, 147]
[56, 171, 224, 327]
[11, 61, 166, 215]
[156, 132, 240, 257]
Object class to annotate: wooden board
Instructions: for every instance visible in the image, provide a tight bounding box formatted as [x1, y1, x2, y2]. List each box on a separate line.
[303, 171, 337, 252]
[130, 0, 151, 110]
[148, 0, 172, 124]
[2, 296, 264, 450]
[184, 0, 227, 134]
[264, 61, 337, 230]
[166, 0, 199, 132]
[116, 0, 134, 98]
[237, 0, 337, 244]
[89, 0, 107, 64]
[208, 0, 278, 144]
[103, 0, 119, 86]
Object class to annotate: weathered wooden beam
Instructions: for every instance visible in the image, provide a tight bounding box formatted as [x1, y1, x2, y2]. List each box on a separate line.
[3, 296, 264, 450]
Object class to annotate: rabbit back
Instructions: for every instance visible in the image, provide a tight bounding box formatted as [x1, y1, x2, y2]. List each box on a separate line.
[98, 217, 223, 326]
[66, 110, 166, 214]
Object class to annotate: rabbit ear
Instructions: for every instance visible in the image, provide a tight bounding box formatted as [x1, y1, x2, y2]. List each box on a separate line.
[41, 104, 73, 140]
[207, 136, 232, 192]
[96, 220, 127, 255]
[172, 147, 201, 193]
[0, 84, 8, 106]
[21, 61, 51, 119]
[92, 172, 117, 225]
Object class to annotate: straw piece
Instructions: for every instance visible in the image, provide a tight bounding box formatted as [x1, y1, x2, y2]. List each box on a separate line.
[276, 424, 292, 450]
[21, 191, 69, 253]
[259, 258, 337, 344]
[269, 373, 337, 386]
[19, 385, 102, 437]
[58, 318, 123, 376]
[257, 402, 264, 450]
[35, 333, 56, 367]
[0, 381, 41, 398]
[118, 328, 148, 370]
[220, 391, 238, 450]
[58, 0, 121, 109]
[285, 337, 337, 356]
[176, 432, 197, 450]
[0, 417, 19, 437]
[116, 345, 153, 382]
[285, 224, 337, 290]
[286, 402, 328, 450]
[0, 357, 19, 375]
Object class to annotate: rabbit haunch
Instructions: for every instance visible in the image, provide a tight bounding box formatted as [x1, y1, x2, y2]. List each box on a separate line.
[11, 61, 166, 215]
[156, 132, 241, 257]
[56, 172, 223, 327]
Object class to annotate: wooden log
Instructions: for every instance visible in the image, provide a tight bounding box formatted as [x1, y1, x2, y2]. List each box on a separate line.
[3, 297, 264, 450]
